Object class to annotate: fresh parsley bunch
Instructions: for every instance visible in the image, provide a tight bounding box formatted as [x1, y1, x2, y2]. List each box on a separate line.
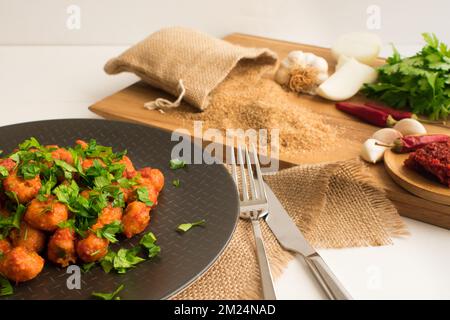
[362, 33, 450, 120]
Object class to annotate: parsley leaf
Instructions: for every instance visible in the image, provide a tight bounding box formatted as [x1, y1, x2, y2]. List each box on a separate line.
[100, 251, 116, 273]
[100, 247, 145, 274]
[18, 137, 41, 151]
[81, 262, 96, 273]
[92, 284, 124, 300]
[0, 166, 9, 178]
[0, 277, 13, 297]
[139, 232, 161, 258]
[169, 159, 186, 170]
[136, 187, 154, 207]
[113, 247, 145, 274]
[18, 161, 40, 180]
[176, 219, 206, 233]
[172, 179, 180, 187]
[93, 221, 123, 243]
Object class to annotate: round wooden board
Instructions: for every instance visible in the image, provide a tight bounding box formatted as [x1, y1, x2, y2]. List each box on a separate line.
[384, 149, 450, 205]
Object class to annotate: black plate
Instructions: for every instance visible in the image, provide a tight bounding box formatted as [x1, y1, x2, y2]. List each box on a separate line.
[0, 119, 239, 300]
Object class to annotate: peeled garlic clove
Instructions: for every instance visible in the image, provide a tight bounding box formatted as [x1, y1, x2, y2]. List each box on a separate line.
[360, 138, 387, 164]
[332, 32, 382, 66]
[393, 118, 427, 136]
[371, 128, 403, 145]
[317, 57, 377, 101]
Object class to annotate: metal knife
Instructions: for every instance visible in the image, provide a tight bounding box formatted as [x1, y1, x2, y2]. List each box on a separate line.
[264, 182, 353, 300]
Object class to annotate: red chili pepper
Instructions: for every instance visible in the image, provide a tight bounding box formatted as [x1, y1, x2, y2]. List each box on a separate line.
[393, 134, 449, 153]
[364, 102, 417, 121]
[335, 102, 397, 127]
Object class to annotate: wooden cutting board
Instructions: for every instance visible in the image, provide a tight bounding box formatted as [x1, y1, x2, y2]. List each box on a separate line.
[90, 33, 450, 229]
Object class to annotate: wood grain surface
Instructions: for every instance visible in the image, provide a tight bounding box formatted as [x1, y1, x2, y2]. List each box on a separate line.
[90, 33, 450, 229]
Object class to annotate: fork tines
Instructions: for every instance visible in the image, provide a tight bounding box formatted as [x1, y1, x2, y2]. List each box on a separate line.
[230, 144, 268, 213]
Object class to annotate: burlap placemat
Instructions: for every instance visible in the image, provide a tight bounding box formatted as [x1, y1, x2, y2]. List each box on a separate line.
[173, 158, 408, 300]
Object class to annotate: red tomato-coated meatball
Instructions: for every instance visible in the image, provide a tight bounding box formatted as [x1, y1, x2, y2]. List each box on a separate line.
[3, 171, 41, 204]
[9, 222, 46, 253]
[138, 167, 165, 193]
[91, 205, 123, 231]
[24, 195, 69, 232]
[0, 247, 44, 282]
[122, 201, 150, 238]
[127, 184, 158, 207]
[0, 158, 16, 173]
[47, 228, 77, 267]
[50, 147, 74, 166]
[115, 156, 136, 179]
[0, 239, 11, 255]
[76, 233, 108, 263]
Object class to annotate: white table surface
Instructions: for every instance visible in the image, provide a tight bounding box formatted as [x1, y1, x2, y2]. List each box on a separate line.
[1, 45, 449, 300]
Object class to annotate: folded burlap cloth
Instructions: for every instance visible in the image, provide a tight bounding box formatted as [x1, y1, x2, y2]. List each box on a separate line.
[173, 159, 408, 300]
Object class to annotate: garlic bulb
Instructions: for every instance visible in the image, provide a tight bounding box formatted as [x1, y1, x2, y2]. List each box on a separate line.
[275, 50, 329, 95]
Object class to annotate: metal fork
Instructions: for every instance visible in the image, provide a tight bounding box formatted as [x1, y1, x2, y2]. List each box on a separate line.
[230, 143, 276, 300]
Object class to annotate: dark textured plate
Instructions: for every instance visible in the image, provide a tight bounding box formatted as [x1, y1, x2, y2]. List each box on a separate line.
[0, 119, 239, 300]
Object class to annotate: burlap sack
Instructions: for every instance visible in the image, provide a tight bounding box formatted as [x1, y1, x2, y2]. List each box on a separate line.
[104, 27, 278, 111]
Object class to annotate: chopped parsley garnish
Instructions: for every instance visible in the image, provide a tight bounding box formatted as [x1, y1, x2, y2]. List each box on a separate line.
[177, 220, 206, 233]
[169, 159, 186, 170]
[136, 187, 154, 207]
[92, 284, 124, 300]
[172, 179, 180, 187]
[139, 232, 161, 258]
[81, 262, 96, 273]
[0, 166, 9, 179]
[93, 221, 123, 243]
[0, 277, 13, 297]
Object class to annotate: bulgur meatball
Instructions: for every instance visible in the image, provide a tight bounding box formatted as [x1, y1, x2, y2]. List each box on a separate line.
[9, 222, 46, 253]
[115, 156, 136, 179]
[50, 147, 74, 165]
[24, 195, 69, 232]
[122, 201, 150, 238]
[76, 233, 108, 263]
[91, 204, 123, 231]
[127, 183, 158, 207]
[0, 158, 16, 173]
[3, 171, 41, 204]
[0, 247, 44, 282]
[47, 228, 77, 267]
[0, 239, 11, 255]
[138, 167, 164, 193]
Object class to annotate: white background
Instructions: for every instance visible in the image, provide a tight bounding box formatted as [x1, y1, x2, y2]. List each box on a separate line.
[0, 0, 449, 47]
[0, 0, 450, 300]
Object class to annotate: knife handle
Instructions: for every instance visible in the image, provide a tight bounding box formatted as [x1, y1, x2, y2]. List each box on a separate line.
[305, 253, 353, 300]
[251, 219, 277, 300]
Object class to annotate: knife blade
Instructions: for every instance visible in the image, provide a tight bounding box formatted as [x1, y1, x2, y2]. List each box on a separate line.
[264, 181, 352, 300]
[264, 182, 316, 257]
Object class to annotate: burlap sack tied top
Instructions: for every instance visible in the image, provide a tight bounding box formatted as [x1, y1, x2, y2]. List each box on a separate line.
[104, 27, 278, 111]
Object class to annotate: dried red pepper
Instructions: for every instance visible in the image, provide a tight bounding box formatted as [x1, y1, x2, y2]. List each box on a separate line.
[335, 102, 397, 127]
[393, 134, 449, 153]
[364, 102, 417, 121]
